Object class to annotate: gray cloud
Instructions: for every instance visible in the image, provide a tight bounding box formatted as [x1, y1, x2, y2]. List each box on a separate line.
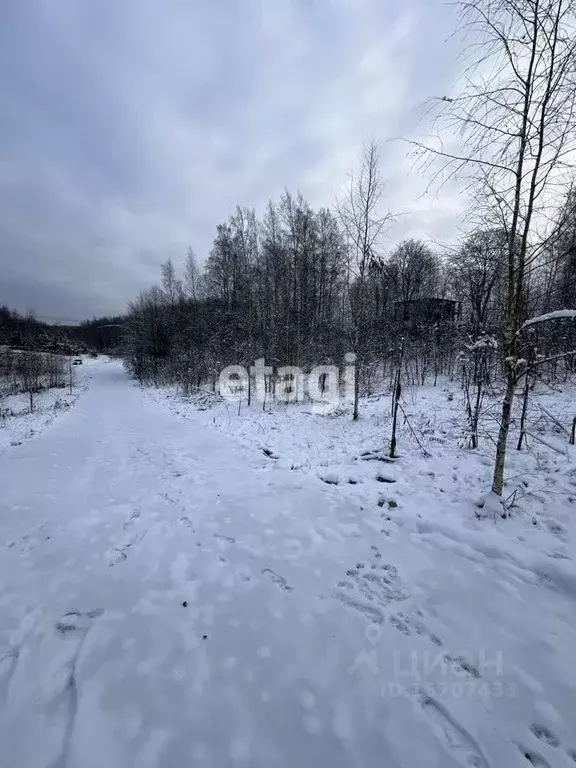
[0, 0, 462, 321]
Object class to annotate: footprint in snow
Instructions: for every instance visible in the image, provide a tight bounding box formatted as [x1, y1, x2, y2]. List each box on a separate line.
[159, 491, 179, 505]
[547, 550, 569, 560]
[55, 609, 104, 634]
[335, 593, 384, 624]
[334, 547, 408, 622]
[376, 473, 396, 484]
[529, 724, 560, 748]
[261, 568, 293, 592]
[319, 473, 340, 486]
[387, 610, 443, 647]
[236, 567, 252, 583]
[443, 654, 480, 678]
[108, 532, 145, 566]
[122, 509, 141, 530]
[359, 451, 395, 464]
[110, 549, 127, 564]
[6, 529, 47, 555]
[389, 612, 411, 635]
[545, 521, 567, 541]
[515, 745, 552, 767]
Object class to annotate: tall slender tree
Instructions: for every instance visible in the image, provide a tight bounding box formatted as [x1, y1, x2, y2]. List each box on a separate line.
[409, 0, 576, 494]
[337, 141, 394, 419]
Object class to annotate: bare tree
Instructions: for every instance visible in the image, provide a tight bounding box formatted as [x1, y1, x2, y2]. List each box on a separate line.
[17, 351, 43, 412]
[449, 230, 506, 333]
[337, 141, 394, 419]
[389, 338, 405, 457]
[543, 186, 576, 309]
[184, 248, 200, 300]
[410, 0, 576, 494]
[388, 239, 440, 306]
[161, 258, 183, 306]
[459, 334, 499, 449]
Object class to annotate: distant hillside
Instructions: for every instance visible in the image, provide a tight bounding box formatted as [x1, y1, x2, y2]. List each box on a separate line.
[0, 306, 126, 355]
[62, 315, 126, 353]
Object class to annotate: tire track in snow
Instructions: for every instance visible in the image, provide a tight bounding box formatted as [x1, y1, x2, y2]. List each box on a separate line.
[44, 610, 104, 768]
[418, 691, 492, 768]
[0, 610, 103, 768]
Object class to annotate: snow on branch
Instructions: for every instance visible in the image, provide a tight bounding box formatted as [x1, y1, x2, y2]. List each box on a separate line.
[521, 309, 576, 330]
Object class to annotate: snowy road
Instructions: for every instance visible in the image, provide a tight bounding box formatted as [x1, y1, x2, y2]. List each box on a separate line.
[1, 360, 575, 767]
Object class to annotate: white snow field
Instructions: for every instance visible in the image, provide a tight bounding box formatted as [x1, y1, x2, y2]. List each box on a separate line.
[1, 358, 575, 768]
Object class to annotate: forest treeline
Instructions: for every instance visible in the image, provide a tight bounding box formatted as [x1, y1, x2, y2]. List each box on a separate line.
[0, 306, 125, 354]
[123, 186, 576, 391]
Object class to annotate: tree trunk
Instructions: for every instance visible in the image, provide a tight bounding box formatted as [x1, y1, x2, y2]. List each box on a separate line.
[389, 374, 401, 459]
[353, 365, 360, 421]
[492, 368, 516, 494]
[389, 341, 404, 458]
[352, 326, 361, 422]
[517, 372, 530, 451]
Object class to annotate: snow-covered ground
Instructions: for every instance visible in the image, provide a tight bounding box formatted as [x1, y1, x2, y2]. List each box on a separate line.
[0, 356, 96, 452]
[1, 358, 575, 768]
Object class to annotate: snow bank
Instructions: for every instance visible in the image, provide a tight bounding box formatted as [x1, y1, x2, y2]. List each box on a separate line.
[522, 309, 576, 329]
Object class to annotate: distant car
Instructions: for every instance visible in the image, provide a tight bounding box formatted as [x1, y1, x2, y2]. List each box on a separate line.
[89, 351, 98, 358]
[72, 358, 83, 365]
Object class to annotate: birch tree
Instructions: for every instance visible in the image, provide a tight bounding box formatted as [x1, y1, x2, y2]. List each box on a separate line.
[184, 248, 200, 300]
[337, 141, 394, 419]
[410, 0, 576, 494]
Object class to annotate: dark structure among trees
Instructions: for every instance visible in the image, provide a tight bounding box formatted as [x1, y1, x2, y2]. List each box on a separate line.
[393, 298, 461, 326]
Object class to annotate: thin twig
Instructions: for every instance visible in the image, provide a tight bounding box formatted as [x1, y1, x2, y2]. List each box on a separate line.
[398, 403, 433, 457]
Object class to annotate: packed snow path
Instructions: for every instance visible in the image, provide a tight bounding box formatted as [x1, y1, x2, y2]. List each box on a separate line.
[1, 360, 575, 768]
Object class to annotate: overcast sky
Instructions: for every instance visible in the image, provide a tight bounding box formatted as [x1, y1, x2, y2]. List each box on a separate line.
[0, 0, 466, 322]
